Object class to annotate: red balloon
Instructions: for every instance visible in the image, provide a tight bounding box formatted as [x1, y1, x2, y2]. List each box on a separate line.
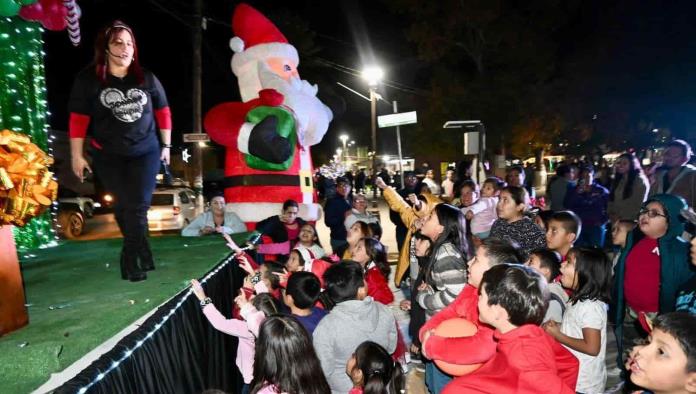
[18, 3, 44, 21]
[39, 0, 67, 31]
[41, 13, 66, 31]
[433, 318, 484, 376]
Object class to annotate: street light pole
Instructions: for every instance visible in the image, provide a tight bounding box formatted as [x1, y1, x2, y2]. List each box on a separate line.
[393, 100, 405, 189]
[339, 134, 349, 166]
[362, 65, 383, 178]
[369, 87, 377, 175]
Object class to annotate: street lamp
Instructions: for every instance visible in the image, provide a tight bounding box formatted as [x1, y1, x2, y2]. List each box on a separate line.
[362, 65, 383, 175]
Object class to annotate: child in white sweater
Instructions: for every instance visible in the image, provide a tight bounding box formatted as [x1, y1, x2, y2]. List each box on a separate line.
[463, 177, 502, 242]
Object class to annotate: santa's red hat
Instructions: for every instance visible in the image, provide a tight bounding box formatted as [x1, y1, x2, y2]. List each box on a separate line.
[229, 3, 299, 76]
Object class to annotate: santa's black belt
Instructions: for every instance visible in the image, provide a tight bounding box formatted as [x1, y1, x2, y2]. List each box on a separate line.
[223, 174, 312, 188]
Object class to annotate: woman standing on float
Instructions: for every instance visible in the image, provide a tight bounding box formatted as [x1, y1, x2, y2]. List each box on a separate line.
[69, 20, 172, 282]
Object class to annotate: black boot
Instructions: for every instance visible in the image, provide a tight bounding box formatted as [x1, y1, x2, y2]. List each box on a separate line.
[139, 236, 155, 272]
[119, 249, 128, 280]
[123, 249, 147, 282]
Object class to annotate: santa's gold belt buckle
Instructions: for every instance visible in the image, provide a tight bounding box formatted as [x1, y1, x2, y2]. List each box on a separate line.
[299, 170, 313, 193]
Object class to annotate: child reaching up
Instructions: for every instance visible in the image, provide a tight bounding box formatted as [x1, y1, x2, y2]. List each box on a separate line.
[191, 280, 280, 394]
[346, 341, 405, 394]
[543, 247, 613, 394]
[351, 237, 394, 305]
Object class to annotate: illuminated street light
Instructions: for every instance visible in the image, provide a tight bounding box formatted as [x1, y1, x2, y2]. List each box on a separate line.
[361, 66, 384, 87]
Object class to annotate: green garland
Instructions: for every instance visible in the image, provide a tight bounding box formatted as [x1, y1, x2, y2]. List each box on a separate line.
[0, 17, 58, 250]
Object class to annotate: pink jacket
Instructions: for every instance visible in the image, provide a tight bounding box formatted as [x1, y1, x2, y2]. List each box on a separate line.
[203, 302, 265, 384]
[463, 196, 498, 234]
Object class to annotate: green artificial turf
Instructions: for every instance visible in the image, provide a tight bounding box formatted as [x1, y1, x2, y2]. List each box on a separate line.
[0, 234, 244, 394]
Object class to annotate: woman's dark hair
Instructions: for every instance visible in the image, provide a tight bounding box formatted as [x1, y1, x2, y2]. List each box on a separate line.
[653, 312, 696, 373]
[252, 293, 281, 317]
[529, 248, 562, 279]
[94, 20, 144, 85]
[501, 185, 530, 208]
[282, 199, 299, 211]
[610, 153, 645, 201]
[459, 179, 479, 195]
[368, 222, 383, 241]
[250, 315, 330, 394]
[360, 238, 391, 281]
[567, 247, 612, 305]
[323, 261, 365, 306]
[479, 264, 549, 326]
[423, 204, 468, 284]
[262, 261, 286, 291]
[352, 341, 404, 394]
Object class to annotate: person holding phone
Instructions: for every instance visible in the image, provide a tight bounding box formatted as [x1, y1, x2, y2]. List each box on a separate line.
[69, 20, 172, 282]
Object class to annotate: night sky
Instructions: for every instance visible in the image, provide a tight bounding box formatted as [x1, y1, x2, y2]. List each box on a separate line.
[43, 0, 696, 164]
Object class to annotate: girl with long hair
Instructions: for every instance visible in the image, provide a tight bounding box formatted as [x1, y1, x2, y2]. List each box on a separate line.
[347, 341, 405, 394]
[351, 237, 394, 305]
[543, 247, 613, 393]
[414, 203, 468, 393]
[251, 315, 331, 394]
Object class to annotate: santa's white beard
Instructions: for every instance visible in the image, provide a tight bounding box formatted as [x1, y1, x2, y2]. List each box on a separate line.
[256, 63, 333, 148]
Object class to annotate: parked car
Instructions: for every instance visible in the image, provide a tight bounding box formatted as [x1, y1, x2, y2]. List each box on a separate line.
[147, 187, 200, 231]
[57, 197, 97, 239]
[59, 196, 98, 218]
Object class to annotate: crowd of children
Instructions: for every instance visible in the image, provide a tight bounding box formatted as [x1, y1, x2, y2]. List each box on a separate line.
[188, 164, 696, 394]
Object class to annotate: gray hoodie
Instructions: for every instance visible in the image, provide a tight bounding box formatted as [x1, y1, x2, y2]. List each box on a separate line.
[312, 297, 398, 394]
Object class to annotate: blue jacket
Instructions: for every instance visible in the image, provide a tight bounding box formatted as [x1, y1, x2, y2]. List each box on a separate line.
[613, 194, 695, 367]
[324, 195, 352, 240]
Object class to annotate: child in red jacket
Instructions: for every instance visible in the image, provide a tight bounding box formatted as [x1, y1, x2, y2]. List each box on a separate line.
[419, 238, 525, 393]
[478, 264, 579, 394]
[351, 237, 394, 305]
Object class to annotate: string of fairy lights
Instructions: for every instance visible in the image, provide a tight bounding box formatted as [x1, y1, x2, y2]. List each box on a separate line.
[0, 17, 60, 250]
[75, 253, 236, 394]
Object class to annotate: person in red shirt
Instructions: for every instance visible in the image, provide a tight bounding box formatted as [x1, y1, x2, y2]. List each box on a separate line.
[478, 264, 579, 394]
[419, 238, 526, 393]
[351, 237, 394, 305]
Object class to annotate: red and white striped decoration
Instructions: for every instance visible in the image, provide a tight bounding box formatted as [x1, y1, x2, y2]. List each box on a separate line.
[63, 0, 80, 46]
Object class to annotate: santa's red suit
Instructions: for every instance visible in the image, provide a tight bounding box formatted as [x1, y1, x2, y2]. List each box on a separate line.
[204, 4, 331, 228]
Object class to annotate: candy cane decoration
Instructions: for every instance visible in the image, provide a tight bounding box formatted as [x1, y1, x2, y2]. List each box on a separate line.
[63, 0, 80, 46]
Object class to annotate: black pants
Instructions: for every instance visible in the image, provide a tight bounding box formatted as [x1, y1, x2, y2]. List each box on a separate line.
[93, 148, 160, 255]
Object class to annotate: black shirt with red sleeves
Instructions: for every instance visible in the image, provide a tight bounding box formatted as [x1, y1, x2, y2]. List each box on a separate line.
[69, 67, 168, 156]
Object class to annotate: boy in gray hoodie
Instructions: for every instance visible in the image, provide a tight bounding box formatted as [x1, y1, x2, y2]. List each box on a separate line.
[313, 261, 398, 394]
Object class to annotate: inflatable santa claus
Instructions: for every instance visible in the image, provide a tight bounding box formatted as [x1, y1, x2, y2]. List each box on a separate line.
[204, 3, 332, 228]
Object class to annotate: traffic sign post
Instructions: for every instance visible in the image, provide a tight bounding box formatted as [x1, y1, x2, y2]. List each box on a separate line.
[182, 133, 210, 143]
[378, 106, 417, 188]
